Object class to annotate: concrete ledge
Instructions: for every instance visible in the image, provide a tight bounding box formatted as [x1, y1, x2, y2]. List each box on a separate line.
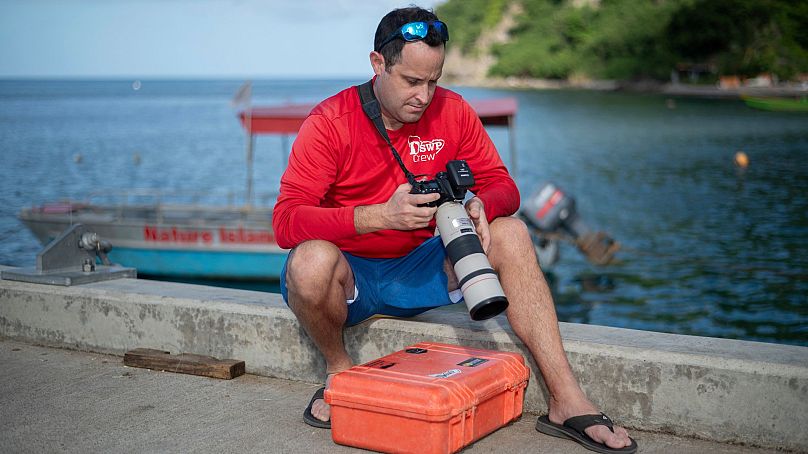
[1, 275, 806, 451]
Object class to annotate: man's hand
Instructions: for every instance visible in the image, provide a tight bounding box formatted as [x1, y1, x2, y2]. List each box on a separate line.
[465, 197, 491, 253]
[355, 183, 440, 234]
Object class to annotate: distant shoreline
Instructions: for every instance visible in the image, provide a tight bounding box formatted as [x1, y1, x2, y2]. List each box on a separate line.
[447, 77, 808, 99]
[2, 77, 806, 100]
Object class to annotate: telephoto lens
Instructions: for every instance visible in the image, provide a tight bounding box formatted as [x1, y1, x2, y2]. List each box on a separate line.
[436, 202, 509, 320]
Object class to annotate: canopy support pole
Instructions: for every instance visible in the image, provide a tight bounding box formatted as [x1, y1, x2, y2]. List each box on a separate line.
[508, 116, 517, 177]
[282, 135, 289, 168]
[245, 107, 254, 207]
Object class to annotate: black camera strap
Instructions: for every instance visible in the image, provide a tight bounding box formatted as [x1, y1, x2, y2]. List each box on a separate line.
[356, 80, 418, 186]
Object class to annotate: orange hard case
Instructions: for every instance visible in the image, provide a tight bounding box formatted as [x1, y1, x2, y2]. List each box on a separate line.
[325, 342, 530, 454]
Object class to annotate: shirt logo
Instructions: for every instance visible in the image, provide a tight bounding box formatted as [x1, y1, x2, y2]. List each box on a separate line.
[408, 135, 444, 162]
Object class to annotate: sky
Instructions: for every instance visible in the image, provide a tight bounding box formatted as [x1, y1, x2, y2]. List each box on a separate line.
[0, 0, 444, 79]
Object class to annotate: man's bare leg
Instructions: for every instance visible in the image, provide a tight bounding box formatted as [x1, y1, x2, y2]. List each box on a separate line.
[285, 240, 355, 424]
[486, 217, 633, 449]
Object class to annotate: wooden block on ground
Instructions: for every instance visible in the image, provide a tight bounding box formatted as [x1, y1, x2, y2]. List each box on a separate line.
[123, 348, 245, 379]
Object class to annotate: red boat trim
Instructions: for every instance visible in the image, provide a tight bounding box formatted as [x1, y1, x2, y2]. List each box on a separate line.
[238, 98, 518, 134]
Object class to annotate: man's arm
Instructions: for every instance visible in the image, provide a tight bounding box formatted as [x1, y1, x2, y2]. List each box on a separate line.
[275, 183, 439, 247]
[273, 114, 355, 249]
[273, 113, 441, 249]
[354, 184, 439, 234]
[456, 99, 521, 222]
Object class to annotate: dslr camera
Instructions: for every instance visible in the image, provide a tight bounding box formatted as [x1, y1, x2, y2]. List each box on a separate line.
[411, 160, 509, 321]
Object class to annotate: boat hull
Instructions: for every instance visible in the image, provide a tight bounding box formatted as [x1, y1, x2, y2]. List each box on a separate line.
[105, 247, 287, 280]
[20, 203, 288, 281]
[743, 96, 808, 112]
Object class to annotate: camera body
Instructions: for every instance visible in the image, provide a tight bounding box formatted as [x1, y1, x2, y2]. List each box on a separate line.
[410, 160, 475, 207]
[411, 160, 509, 321]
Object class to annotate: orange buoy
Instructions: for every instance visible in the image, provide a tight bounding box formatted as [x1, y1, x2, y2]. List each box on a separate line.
[734, 151, 749, 168]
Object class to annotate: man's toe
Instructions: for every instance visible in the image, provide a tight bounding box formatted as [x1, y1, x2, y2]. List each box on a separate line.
[586, 425, 627, 449]
[312, 398, 331, 422]
[615, 426, 631, 444]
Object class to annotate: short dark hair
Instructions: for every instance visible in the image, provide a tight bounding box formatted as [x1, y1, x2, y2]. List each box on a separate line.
[374, 6, 444, 70]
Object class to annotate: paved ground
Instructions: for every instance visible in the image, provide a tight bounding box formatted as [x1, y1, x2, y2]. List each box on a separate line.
[0, 338, 783, 454]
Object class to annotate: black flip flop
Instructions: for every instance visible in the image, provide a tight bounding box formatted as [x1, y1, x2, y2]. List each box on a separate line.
[536, 413, 637, 454]
[303, 387, 331, 429]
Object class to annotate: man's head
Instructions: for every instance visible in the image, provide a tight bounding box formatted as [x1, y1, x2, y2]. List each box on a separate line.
[374, 7, 448, 69]
[370, 6, 449, 130]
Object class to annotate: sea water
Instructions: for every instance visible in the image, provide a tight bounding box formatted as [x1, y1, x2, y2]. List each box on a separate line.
[0, 79, 805, 346]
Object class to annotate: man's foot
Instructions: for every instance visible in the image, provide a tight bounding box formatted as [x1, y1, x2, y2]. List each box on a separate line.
[537, 414, 637, 454]
[546, 396, 635, 451]
[304, 374, 336, 428]
[303, 387, 330, 428]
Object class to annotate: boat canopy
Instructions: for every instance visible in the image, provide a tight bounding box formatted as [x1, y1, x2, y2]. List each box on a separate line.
[238, 98, 517, 133]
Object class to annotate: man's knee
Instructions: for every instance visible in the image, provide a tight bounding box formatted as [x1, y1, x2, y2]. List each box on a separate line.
[286, 240, 347, 294]
[490, 216, 532, 253]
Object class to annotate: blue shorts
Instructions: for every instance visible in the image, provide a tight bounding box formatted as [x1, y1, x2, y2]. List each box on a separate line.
[280, 236, 462, 326]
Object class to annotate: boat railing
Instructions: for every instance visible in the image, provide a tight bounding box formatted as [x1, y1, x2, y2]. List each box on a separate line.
[77, 188, 278, 224]
[82, 188, 278, 207]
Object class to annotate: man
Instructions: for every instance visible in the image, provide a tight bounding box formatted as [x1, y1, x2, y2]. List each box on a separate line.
[273, 6, 636, 454]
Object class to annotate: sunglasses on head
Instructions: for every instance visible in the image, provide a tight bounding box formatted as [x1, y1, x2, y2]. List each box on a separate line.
[376, 20, 449, 52]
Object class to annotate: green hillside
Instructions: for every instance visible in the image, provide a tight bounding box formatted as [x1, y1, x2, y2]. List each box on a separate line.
[435, 0, 808, 82]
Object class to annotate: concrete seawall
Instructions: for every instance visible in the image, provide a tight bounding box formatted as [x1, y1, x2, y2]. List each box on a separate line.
[1, 274, 806, 451]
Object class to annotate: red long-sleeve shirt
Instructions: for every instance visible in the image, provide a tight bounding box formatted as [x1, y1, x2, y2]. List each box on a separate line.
[273, 83, 519, 258]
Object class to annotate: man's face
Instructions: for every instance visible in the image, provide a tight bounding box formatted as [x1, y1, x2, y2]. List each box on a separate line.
[371, 41, 445, 130]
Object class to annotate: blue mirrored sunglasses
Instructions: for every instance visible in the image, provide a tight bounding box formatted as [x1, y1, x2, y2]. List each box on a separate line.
[376, 20, 449, 52]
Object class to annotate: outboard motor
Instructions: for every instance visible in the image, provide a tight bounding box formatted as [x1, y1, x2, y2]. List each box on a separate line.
[520, 183, 619, 266]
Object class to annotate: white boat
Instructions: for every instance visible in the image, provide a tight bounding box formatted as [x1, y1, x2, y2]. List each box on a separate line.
[19, 92, 521, 281]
